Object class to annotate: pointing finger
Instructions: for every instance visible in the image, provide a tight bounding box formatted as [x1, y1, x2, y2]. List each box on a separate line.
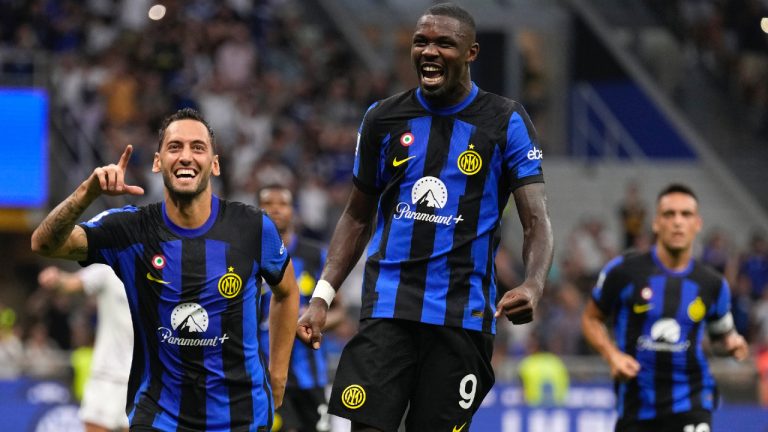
[118, 144, 133, 169]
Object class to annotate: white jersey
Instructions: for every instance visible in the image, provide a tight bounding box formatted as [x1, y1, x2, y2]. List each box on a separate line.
[79, 264, 132, 382]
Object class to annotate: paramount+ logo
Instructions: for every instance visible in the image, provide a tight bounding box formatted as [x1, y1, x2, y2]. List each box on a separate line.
[341, 384, 366, 409]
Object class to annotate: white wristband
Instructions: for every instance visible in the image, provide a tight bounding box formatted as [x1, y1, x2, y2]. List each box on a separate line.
[312, 280, 336, 307]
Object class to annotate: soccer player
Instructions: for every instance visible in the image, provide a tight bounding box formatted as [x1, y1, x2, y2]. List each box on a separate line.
[37, 264, 131, 432]
[31, 108, 300, 431]
[582, 183, 749, 432]
[296, 3, 554, 431]
[256, 184, 346, 432]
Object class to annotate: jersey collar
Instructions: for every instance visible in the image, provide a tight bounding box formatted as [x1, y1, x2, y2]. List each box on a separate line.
[416, 82, 478, 115]
[162, 195, 220, 238]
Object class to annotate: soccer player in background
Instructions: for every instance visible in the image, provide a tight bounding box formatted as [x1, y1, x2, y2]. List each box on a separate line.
[38, 264, 131, 432]
[582, 183, 749, 432]
[257, 184, 347, 432]
[31, 108, 300, 431]
[296, 3, 554, 431]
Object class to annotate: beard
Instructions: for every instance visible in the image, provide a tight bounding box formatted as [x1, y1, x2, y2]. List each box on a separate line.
[161, 170, 210, 201]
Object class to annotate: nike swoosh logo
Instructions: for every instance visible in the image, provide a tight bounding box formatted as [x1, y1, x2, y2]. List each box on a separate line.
[392, 156, 415, 167]
[633, 303, 653, 314]
[453, 423, 467, 432]
[146, 273, 170, 285]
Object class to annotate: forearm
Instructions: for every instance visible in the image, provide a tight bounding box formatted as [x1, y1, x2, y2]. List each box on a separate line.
[31, 180, 97, 258]
[582, 313, 620, 361]
[268, 287, 299, 381]
[520, 214, 553, 295]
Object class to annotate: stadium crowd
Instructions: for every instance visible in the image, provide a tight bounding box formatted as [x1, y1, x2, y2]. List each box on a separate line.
[1, 0, 768, 408]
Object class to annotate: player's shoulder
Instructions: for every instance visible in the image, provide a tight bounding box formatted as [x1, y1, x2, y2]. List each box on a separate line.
[474, 88, 524, 115]
[691, 259, 726, 284]
[604, 249, 652, 276]
[365, 89, 418, 118]
[81, 203, 152, 228]
[219, 199, 265, 219]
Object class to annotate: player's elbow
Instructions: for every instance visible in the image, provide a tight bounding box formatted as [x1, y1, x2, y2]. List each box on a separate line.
[30, 229, 54, 257]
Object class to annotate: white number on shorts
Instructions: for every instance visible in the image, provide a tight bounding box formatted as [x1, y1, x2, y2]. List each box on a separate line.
[459, 374, 477, 409]
[683, 423, 709, 432]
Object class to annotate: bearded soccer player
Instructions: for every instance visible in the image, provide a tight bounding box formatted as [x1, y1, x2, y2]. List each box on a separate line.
[31, 108, 299, 431]
[296, 3, 554, 431]
[582, 184, 749, 432]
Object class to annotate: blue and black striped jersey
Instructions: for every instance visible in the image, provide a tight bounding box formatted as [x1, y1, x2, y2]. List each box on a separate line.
[259, 236, 327, 389]
[353, 82, 544, 334]
[592, 247, 731, 421]
[80, 196, 289, 431]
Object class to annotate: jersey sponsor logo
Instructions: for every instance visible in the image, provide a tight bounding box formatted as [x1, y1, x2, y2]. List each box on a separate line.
[341, 384, 366, 409]
[688, 296, 706, 322]
[392, 155, 415, 167]
[158, 303, 229, 346]
[218, 267, 242, 298]
[279, 243, 286, 255]
[632, 303, 653, 314]
[394, 177, 464, 226]
[527, 147, 543, 160]
[146, 272, 170, 285]
[457, 144, 482, 175]
[400, 132, 414, 147]
[637, 318, 690, 352]
[453, 422, 467, 432]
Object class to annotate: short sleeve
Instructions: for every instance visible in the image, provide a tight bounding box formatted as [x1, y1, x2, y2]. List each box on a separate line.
[352, 102, 382, 194]
[591, 255, 628, 315]
[77, 264, 116, 295]
[708, 278, 731, 321]
[78, 206, 140, 267]
[504, 104, 544, 191]
[260, 213, 290, 286]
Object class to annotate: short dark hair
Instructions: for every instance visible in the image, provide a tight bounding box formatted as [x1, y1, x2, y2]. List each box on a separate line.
[157, 108, 216, 152]
[657, 183, 698, 203]
[424, 3, 476, 34]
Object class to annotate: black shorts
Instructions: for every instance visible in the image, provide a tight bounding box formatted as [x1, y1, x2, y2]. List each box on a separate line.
[616, 410, 712, 432]
[274, 386, 329, 432]
[328, 318, 494, 432]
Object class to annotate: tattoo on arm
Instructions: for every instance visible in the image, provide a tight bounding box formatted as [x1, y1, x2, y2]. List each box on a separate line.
[32, 189, 92, 260]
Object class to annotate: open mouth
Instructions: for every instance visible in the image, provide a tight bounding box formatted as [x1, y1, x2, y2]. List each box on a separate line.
[420, 63, 445, 87]
[175, 168, 197, 181]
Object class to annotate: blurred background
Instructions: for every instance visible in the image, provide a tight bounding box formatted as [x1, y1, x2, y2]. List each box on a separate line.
[0, 0, 767, 430]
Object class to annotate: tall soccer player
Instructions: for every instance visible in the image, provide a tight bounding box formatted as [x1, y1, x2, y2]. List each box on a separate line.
[256, 184, 346, 432]
[582, 183, 749, 432]
[296, 3, 554, 431]
[31, 108, 300, 431]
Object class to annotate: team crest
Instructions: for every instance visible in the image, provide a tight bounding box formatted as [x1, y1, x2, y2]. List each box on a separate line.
[687, 297, 706, 322]
[341, 384, 366, 409]
[152, 254, 166, 269]
[400, 132, 414, 147]
[218, 267, 242, 299]
[457, 144, 482, 175]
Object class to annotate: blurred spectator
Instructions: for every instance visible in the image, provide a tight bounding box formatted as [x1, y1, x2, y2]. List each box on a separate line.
[23, 321, 67, 378]
[566, 217, 617, 286]
[740, 232, 768, 300]
[518, 338, 570, 406]
[0, 304, 23, 379]
[617, 180, 647, 250]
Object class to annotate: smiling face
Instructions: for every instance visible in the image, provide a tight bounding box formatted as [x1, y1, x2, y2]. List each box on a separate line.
[653, 192, 702, 254]
[411, 14, 478, 106]
[152, 119, 220, 200]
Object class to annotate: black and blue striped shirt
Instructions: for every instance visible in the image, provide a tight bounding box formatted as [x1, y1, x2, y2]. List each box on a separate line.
[80, 196, 289, 431]
[592, 247, 731, 421]
[353, 82, 544, 334]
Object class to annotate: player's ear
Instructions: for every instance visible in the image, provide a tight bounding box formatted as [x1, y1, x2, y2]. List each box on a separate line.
[467, 42, 479, 63]
[152, 152, 161, 173]
[212, 154, 220, 177]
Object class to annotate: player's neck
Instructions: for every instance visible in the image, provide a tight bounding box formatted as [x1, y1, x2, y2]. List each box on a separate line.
[654, 243, 693, 272]
[164, 188, 213, 229]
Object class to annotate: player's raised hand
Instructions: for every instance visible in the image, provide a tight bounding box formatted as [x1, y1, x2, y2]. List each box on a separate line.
[88, 145, 145, 197]
[297, 297, 328, 350]
[495, 283, 540, 324]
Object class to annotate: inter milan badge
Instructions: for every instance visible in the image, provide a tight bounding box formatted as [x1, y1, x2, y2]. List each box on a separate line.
[457, 144, 482, 175]
[341, 384, 366, 410]
[400, 132, 414, 147]
[152, 254, 166, 270]
[687, 296, 706, 322]
[218, 267, 242, 299]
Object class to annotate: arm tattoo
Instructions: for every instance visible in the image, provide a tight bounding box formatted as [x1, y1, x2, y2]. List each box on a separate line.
[34, 190, 91, 258]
